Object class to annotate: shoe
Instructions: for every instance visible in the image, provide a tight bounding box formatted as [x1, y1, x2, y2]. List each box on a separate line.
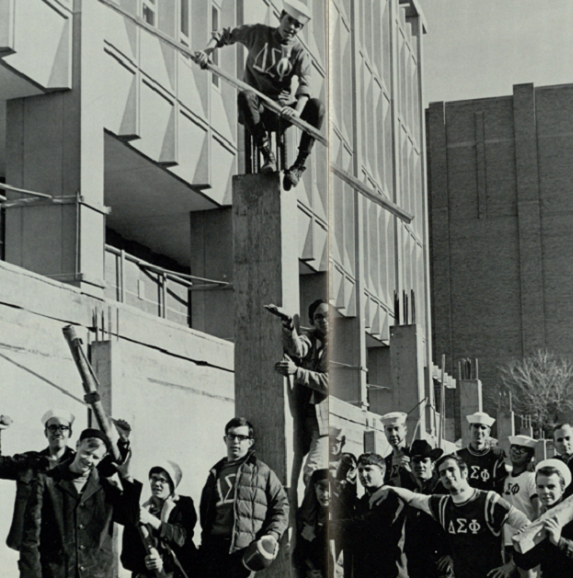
[259, 148, 277, 174]
[283, 165, 306, 190]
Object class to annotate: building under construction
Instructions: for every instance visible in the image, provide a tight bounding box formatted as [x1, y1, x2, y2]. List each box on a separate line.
[0, 1, 440, 575]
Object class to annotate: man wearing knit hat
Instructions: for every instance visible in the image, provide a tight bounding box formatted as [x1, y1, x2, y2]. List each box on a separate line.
[0, 408, 76, 552]
[122, 460, 198, 578]
[195, 0, 325, 190]
[19, 428, 142, 578]
[457, 411, 507, 493]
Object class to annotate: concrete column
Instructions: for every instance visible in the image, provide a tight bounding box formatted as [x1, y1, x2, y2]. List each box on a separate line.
[513, 83, 546, 352]
[390, 324, 426, 441]
[459, 379, 483, 447]
[190, 207, 234, 340]
[367, 345, 392, 415]
[233, 173, 299, 578]
[496, 410, 515, 454]
[4, 0, 106, 297]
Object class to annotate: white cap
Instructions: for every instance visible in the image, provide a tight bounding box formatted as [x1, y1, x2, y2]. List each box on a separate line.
[380, 412, 408, 426]
[466, 412, 495, 427]
[508, 435, 537, 449]
[536, 458, 572, 489]
[150, 460, 183, 490]
[283, 0, 312, 25]
[41, 409, 75, 427]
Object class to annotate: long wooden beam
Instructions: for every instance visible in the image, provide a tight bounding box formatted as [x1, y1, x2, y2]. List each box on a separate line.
[98, 0, 327, 147]
[330, 165, 414, 223]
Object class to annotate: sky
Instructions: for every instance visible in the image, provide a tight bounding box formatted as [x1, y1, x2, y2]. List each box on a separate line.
[420, 0, 573, 106]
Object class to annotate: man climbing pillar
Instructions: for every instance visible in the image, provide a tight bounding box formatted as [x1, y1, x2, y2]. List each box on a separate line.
[195, 0, 325, 190]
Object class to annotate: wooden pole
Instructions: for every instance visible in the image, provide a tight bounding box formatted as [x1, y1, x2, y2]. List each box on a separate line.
[438, 354, 446, 448]
[330, 165, 414, 223]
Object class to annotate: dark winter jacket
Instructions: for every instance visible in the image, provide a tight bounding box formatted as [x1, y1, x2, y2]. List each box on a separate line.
[121, 494, 198, 578]
[199, 451, 289, 553]
[0, 446, 75, 550]
[19, 463, 142, 578]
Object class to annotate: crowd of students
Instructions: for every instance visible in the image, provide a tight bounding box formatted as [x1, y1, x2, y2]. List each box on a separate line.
[328, 412, 573, 578]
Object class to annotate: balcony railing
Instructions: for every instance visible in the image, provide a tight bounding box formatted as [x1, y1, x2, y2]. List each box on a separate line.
[104, 245, 229, 328]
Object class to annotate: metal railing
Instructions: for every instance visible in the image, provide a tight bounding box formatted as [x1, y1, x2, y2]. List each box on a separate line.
[104, 245, 230, 327]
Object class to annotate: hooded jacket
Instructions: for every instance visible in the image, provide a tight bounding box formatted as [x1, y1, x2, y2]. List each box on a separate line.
[199, 451, 289, 553]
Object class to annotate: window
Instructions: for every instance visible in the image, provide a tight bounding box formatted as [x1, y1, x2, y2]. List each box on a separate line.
[180, 0, 189, 42]
[142, 0, 156, 26]
[211, 3, 220, 87]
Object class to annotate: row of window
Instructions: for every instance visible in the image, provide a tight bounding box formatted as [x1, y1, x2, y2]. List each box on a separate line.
[140, 0, 221, 86]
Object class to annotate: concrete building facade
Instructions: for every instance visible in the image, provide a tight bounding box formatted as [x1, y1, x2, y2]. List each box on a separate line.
[0, 0, 435, 575]
[428, 82, 573, 434]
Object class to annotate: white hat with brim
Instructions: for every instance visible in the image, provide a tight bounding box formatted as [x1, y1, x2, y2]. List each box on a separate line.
[536, 458, 572, 489]
[41, 409, 76, 427]
[466, 412, 495, 427]
[283, 0, 312, 25]
[150, 460, 183, 490]
[380, 411, 408, 426]
[508, 435, 537, 449]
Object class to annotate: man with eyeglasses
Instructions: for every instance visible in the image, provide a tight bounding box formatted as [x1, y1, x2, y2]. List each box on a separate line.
[267, 299, 328, 485]
[0, 409, 76, 551]
[199, 417, 289, 577]
[195, 0, 325, 190]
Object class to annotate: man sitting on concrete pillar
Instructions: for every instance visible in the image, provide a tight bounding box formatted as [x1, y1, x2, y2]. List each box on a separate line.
[266, 300, 328, 485]
[195, 0, 325, 190]
[457, 411, 507, 494]
[380, 412, 417, 490]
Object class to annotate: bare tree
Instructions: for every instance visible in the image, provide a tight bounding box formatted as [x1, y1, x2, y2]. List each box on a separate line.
[495, 350, 573, 434]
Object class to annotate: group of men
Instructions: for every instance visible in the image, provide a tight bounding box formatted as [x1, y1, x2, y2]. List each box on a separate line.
[329, 411, 573, 578]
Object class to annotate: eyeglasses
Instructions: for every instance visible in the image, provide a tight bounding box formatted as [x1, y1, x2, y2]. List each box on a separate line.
[46, 425, 71, 433]
[150, 474, 170, 485]
[510, 446, 530, 454]
[226, 433, 251, 442]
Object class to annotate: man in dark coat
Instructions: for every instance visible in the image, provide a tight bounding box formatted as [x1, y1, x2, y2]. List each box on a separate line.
[199, 417, 289, 578]
[19, 428, 141, 578]
[332, 452, 408, 578]
[0, 409, 76, 551]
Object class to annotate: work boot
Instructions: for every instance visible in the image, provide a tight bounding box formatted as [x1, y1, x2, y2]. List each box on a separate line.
[283, 164, 306, 191]
[259, 146, 277, 174]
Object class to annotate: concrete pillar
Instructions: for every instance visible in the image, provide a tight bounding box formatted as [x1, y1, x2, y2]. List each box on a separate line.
[459, 379, 483, 447]
[4, 0, 106, 297]
[535, 439, 555, 462]
[190, 207, 234, 340]
[513, 83, 546, 352]
[496, 410, 515, 454]
[390, 324, 426, 442]
[233, 173, 299, 578]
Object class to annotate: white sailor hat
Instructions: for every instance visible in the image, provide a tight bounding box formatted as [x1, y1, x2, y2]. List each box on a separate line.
[536, 458, 572, 489]
[41, 409, 76, 426]
[380, 412, 408, 426]
[466, 412, 495, 427]
[283, 0, 312, 25]
[150, 460, 183, 490]
[508, 435, 537, 449]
